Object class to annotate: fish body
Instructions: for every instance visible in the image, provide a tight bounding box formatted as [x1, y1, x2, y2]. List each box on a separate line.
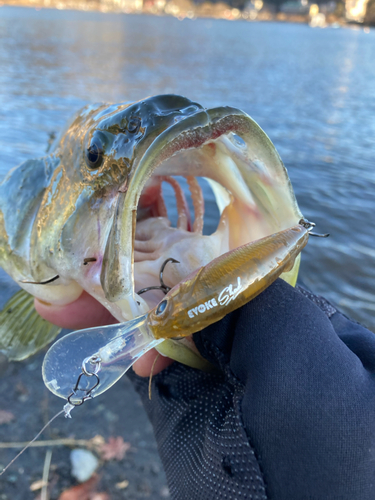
[0, 94, 303, 363]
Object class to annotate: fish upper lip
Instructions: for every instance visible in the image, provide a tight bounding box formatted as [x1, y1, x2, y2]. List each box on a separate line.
[100, 105, 301, 303]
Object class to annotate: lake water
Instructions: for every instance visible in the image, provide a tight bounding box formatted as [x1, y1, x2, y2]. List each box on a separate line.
[0, 6, 374, 330]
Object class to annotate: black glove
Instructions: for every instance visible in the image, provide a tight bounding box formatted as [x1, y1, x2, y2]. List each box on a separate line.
[129, 279, 375, 500]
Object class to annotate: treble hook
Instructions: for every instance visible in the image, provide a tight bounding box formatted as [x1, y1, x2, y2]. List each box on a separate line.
[66, 355, 102, 408]
[299, 218, 330, 238]
[137, 258, 180, 296]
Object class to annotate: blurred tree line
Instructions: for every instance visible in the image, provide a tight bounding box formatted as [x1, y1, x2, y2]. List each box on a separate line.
[364, 0, 375, 23]
[195, 0, 345, 13]
[194, 0, 346, 14]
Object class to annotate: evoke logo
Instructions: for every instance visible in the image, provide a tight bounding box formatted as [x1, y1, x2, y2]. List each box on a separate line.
[187, 277, 243, 319]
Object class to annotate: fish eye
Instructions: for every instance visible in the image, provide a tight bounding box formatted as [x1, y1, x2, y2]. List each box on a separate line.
[86, 139, 104, 170]
[155, 300, 167, 315]
[128, 117, 141, 134]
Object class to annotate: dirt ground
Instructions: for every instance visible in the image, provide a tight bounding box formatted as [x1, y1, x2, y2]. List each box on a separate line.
[0, 345, 168, 500]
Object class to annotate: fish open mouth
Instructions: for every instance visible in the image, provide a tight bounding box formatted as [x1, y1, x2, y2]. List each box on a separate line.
[101, 106, 302, 312]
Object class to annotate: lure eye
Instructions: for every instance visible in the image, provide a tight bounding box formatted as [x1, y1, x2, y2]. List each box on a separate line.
[155, 300, 167, 315]
[128, 117, 141, 134]
[85, 139, 104, 170]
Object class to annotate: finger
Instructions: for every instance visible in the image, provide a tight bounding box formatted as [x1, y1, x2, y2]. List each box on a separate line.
[34, 291, 117, 330]
[133, 348, 174, 377]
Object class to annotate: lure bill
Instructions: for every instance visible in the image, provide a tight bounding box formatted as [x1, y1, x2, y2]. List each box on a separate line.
[42, 223, 310, 413]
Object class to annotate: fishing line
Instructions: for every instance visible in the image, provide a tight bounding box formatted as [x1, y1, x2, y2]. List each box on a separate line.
[1, 355, 104, 475]
[0, 409, 65, 476]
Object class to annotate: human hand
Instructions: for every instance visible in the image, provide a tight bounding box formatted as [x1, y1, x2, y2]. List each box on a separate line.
[36, 280, 375, 499]
[127, 279, 375, 500]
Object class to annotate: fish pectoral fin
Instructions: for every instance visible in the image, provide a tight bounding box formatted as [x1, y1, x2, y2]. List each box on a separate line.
[0, 290, 61, 361]
[280, 253, 301, 287]
[156, 338, 214, 372]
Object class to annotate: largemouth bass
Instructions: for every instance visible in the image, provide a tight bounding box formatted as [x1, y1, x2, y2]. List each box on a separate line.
[0, 94, 305, 366]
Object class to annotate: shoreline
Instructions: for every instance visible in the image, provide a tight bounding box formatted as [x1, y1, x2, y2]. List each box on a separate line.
[0, 0, 370, 28]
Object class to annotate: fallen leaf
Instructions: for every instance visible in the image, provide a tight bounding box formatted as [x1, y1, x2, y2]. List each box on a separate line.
[115, 480, 129, 490]
[91, 494, 110, 500]
[99, 437, 131, 461]
[0, 410, 15, 424]
[58, 475, 101, 500]
[30, 479, 46, 491]
[89, 435, 105, 450]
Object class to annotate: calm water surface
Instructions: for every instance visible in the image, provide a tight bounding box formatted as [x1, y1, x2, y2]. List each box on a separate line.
[0, 6, 374, 329]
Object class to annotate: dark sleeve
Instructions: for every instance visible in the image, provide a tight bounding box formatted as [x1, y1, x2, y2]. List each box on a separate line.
[129, 279, 375, 500]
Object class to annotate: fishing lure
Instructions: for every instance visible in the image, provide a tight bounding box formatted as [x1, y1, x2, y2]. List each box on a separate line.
[42, 220, 313, 417]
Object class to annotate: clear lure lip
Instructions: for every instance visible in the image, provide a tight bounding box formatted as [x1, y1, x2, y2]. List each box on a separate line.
[42, 314, 163, 404]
